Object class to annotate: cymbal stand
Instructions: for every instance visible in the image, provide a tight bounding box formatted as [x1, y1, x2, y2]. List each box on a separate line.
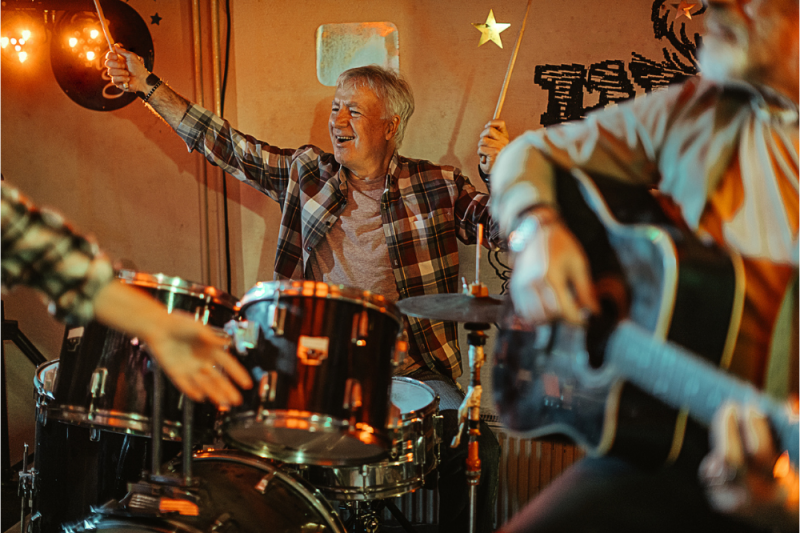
[451, 223, 490, 533]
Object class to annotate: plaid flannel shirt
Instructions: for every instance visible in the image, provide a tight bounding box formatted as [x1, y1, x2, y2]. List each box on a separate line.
[176, 104, 503, 380]
[1, 184, 114, 325]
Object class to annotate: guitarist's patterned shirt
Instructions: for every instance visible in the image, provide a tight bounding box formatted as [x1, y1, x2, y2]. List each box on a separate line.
[492, 76, 798, 392]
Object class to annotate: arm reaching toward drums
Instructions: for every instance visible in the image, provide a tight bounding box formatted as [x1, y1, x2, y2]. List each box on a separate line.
[92, 281, 252, 407]
[1, 183, 251, 407]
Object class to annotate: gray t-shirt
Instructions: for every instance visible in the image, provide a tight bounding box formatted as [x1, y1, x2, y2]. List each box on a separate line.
[308, 171, 420, 375]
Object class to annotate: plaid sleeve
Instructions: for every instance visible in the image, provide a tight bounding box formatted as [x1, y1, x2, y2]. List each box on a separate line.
[453, 170, 505, 251]
[176, 104, 299, 205]
[1, 184, 114, 325]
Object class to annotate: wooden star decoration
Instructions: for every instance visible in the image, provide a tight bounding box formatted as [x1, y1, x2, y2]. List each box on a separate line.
[472, 10, 511, 48]
[150, 13, 162, 25]
[671, 1, 697, 20]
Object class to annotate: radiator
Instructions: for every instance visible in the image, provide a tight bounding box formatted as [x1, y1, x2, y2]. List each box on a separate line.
[380, 426, 585, 530]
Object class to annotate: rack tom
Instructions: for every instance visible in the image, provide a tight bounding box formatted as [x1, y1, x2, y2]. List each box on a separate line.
[48, 271, 237, 440]
[223, 281, 405, 465]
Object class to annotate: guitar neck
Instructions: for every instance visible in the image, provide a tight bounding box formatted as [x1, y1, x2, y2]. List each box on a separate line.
[607, 320, 798, 464]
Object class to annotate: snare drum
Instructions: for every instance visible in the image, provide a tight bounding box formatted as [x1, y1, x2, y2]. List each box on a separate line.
[303, 377, 441, 501]
[62, 450, 345, 533]
[29, 361, 181, 533]
[223, 281, 405, 465]
[49, 271, 237, 440]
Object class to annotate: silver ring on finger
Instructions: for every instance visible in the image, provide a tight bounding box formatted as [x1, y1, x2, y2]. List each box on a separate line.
[122, 82, 129, 91]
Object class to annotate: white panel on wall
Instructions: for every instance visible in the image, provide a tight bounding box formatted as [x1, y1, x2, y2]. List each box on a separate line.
[316, 22, 400, 86]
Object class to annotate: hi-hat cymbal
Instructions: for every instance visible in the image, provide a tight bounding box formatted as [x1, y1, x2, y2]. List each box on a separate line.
[397, 294, 506, 323]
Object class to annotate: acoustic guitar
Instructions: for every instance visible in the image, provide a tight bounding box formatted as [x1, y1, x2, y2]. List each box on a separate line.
[493, 168, 798, 469]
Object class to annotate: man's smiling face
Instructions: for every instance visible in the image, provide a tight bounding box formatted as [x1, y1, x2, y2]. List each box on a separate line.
[329, 82, 397, 179]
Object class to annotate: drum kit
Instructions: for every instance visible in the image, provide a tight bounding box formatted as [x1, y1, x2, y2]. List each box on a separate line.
[18, 269, 505, 533]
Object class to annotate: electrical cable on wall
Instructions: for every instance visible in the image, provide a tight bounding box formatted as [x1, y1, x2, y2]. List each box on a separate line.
[220, 0, 233, 295]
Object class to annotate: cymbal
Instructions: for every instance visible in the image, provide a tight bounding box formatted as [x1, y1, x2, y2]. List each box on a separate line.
[397, 294, 506, 323]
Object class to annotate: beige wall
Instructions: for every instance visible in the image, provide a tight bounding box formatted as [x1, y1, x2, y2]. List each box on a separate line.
[1, 0, 704, 459]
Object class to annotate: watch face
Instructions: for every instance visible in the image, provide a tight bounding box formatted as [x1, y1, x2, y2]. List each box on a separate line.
[51, 1, 154, 112]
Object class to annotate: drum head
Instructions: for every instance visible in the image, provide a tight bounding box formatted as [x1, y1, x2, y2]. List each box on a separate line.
[391, 377, 436, 415]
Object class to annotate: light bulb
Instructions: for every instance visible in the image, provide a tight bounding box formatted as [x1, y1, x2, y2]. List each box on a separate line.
[69, 37, 78, 48]
[86, 50, 96, 61]
[90, 29, 99, 40]
[14, 44, 21, 52]
[21, 30, 31, 41]
[1, 37, 8, 49]
[18, 51, 27, 63]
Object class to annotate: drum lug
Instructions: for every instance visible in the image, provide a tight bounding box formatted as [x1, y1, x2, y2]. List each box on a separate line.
[434, 412, 444, 445]
[211, 512, 233, 532]
[90, 368, 108, 398]
[90, 428, 101, 442]
[391, 331, 409, 368]
[258, 371, 278, 404]
[351, 310, 370, 346]
[343, 378, 363, 413]
[268, 303, 287, 336]
[254, 472, 275, 494]
[224, 319, 260, 355]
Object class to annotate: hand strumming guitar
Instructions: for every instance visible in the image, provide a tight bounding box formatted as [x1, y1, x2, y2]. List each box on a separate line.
[508, 206, 599, 325]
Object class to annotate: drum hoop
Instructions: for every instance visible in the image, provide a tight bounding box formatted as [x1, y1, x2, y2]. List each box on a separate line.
[238, 280, 402, 324]
[315, 476, 423, 502]
[222, 411, 390, 466]
[390, 376, 440, 421]
[118, 270, 237, 308]
[46, 405, 185, 440]
[192, 450, 345, 532]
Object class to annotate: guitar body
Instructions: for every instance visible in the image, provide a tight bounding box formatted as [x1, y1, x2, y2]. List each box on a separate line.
[493, 168, 744, 468]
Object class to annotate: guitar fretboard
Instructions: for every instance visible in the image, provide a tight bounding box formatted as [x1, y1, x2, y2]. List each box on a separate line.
[607, 320, 798, 464]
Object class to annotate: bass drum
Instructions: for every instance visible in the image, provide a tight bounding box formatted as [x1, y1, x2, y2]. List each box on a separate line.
[63, 450, 346, 533]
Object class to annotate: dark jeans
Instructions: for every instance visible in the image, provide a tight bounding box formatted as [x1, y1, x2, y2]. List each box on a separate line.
[498, 456, 771, 533]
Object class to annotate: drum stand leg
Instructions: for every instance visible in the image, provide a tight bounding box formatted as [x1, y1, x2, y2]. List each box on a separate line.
[1, 301, 47, 484]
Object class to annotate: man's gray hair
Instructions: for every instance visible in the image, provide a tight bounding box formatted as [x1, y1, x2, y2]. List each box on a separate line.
[336, 65, 415, 147]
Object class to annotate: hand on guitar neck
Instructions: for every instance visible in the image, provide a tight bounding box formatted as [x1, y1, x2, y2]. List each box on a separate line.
[700, 402, 799, 531]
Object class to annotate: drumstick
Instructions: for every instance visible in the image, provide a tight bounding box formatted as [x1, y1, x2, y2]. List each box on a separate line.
[492, 0, 533, 119]
[480, 0, 534, 166]
[92, 0, 115, 52]
[476, 223, 483, 284]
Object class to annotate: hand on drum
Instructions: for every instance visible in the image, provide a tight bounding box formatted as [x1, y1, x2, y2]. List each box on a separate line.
[92, 282, 252, 407]
[142, 310, 253, 407]
[509, 208, 598, 325]
[104, 44, 149, 93]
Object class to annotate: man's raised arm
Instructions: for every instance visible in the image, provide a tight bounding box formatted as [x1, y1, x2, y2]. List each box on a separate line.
[105, 45, 191, 130]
